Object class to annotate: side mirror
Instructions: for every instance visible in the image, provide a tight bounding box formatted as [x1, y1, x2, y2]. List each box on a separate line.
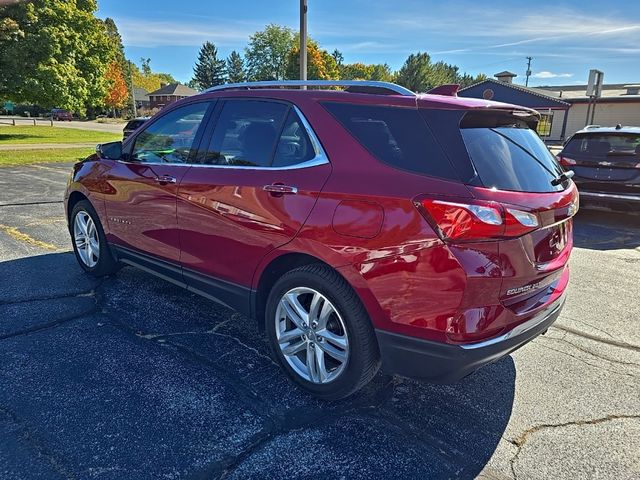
[96, 141, 123, 160]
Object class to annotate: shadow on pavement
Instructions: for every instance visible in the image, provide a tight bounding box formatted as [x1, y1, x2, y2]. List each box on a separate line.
[0, 252, 516, 479]
[573, 208, 640, 251]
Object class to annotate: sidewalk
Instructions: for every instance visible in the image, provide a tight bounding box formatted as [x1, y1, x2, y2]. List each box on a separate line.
[0, 143, 97, 151]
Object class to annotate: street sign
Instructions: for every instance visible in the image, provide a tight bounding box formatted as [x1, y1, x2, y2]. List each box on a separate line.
[586, 69, 604, 98]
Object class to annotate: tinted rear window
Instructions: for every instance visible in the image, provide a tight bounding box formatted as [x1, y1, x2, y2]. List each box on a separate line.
[461, 126, 565, 192]
[564, 133, 640, 157]
[322, 102, 459, 180]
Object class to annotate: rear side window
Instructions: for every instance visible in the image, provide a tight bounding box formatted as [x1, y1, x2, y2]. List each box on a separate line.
[322, 102, 459, 180]
[564, 133, 640, 157]
[273, 110, 315, 167]
[205, 100, 288, 167]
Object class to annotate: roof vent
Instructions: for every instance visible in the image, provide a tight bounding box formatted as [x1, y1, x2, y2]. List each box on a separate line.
[427, 84, 460, 96]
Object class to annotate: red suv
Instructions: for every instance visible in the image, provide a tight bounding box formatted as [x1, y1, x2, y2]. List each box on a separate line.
[65, 80, 577, 399]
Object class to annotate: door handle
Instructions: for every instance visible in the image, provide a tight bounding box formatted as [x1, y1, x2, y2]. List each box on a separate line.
[155, 175, 177, 185]
[263, 184, 298, 195]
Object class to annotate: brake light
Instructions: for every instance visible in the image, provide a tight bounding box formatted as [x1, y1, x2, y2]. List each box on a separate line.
[558, 156, 576, 167]
[417, 198, 540, 242]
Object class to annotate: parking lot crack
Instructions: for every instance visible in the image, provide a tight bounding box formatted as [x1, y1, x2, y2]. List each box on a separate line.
[0, 290, 98, 340]
[508, 414, 640, 479]
[0, 406, 77, 480]
[537, 342, 638, 379]
[541, 335, 640, 369]
[550, 324, 640, 353]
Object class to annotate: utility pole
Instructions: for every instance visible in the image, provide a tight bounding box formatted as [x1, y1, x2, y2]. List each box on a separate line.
[128, 62, 137, 118]
[300, 0, 308, 85]
[525, 57, 532, 87]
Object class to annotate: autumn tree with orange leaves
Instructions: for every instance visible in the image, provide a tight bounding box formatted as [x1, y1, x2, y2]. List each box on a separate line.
[104, 61, 129, 111]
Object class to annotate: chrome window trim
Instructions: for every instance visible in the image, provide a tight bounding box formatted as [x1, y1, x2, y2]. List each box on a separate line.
[205, 80, 415, 97]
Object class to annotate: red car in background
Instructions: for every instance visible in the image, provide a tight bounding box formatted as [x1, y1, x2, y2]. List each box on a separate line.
[64, 80, 577, 399]
[51, 108, 73, 121]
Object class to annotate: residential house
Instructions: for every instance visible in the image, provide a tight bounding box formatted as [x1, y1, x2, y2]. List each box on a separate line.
[147, 83, 198, 109]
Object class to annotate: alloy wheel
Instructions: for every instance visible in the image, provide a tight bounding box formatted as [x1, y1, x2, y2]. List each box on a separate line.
[73, 211, 100, 268]
[275, 287, 349, 384]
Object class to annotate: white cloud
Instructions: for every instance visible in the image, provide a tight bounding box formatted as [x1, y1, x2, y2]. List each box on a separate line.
[532, 71, 574, 79]
[115, 18, 259, 47]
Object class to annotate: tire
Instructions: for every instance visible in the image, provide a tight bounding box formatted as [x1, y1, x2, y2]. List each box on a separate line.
[265, 264, 380, 400]
[70, 200, 120, 276]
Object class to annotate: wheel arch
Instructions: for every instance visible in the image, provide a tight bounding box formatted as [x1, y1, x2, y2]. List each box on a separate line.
[251, 251, 385, 333]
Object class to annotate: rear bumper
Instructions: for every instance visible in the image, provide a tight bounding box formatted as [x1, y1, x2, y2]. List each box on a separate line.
[578, 190, 640, 206]
[375, 296, 565, 383]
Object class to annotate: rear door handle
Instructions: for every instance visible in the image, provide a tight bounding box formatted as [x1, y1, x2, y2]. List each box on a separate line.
[155, 175, 177, 185]
[263, 184, 298, 195]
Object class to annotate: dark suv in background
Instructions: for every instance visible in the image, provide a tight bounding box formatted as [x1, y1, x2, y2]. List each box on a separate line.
[559, 125, 640, 210]
[65, 80, 577, 399]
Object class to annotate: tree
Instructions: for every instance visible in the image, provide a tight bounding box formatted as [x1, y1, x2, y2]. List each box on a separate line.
[141, 57, 152, 76]
[191, 41, 226, 90]
[127, 60, 177, 93]
[284, 41, 339, 81]
[339, 62, 394, 82]
[395, 52, 433, 92]
[340, 63, 373, 80]
[104, 61, 129, 110]
[0, 0, 114, 114]
[331, 49, 344, 66]
[245, 24, 295, 80]
[395, 52, 484, 92]
[369, 64, 394, 82]
[226, 50, 245, 83]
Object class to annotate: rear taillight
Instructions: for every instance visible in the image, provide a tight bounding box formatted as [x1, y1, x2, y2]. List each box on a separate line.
[416, 198, 540, 242]
[558, 156, 576, 167]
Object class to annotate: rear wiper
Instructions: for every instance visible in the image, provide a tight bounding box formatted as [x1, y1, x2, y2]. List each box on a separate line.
[551, 170, 574, 186]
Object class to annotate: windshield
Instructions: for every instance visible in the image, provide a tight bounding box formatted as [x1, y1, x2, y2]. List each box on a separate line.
[461, 126, 565, 193]
[563, 133, 640, 158]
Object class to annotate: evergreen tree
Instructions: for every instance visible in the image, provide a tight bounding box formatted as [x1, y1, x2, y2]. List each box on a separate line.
[226, 50, 245, 83]
[191, 41, 226, 90]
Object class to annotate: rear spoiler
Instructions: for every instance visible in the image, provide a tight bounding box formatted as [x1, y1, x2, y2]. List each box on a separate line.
[427, 84, 460, 97]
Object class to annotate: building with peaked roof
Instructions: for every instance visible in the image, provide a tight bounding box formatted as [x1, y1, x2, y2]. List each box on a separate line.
[459, 72, 571, 142]
[460, 73, 640, 142]
[147, 83, 198, 109]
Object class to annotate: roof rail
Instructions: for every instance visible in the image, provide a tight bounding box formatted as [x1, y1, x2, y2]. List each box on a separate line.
[205, 80, 415, 96]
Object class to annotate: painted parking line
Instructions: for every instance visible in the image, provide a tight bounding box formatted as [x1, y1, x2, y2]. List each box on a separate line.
[0, 223, 61, 251]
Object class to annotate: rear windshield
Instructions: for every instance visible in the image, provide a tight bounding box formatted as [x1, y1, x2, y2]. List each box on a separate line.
[461, 125, 565, 193]
[322, 102, 459, 181]
[563, 133, 640, 158]
[420, 109, 565, 193]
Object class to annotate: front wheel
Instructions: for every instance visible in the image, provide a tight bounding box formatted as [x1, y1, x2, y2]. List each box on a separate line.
[265, 264, 380, 400]
[70, 200, 120, 276]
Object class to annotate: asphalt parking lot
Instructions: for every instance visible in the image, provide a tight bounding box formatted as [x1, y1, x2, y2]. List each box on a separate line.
[1, 162, 639, 480]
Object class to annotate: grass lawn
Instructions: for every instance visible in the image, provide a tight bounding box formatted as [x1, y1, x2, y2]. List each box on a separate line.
[0, 126, 120, 145]
[0, 148, 93, 166]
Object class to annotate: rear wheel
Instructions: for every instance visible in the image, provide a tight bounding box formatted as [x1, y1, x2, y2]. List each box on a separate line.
[70, 200, 119, 276]
[265, 264, 380, 400]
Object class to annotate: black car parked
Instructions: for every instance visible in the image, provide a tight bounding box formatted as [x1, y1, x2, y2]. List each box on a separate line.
[559, 125, 640, 210]
[123, 117, 149, 140]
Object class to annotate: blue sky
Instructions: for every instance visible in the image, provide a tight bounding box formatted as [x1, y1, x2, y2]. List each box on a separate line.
[97, 0, 640, 87]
